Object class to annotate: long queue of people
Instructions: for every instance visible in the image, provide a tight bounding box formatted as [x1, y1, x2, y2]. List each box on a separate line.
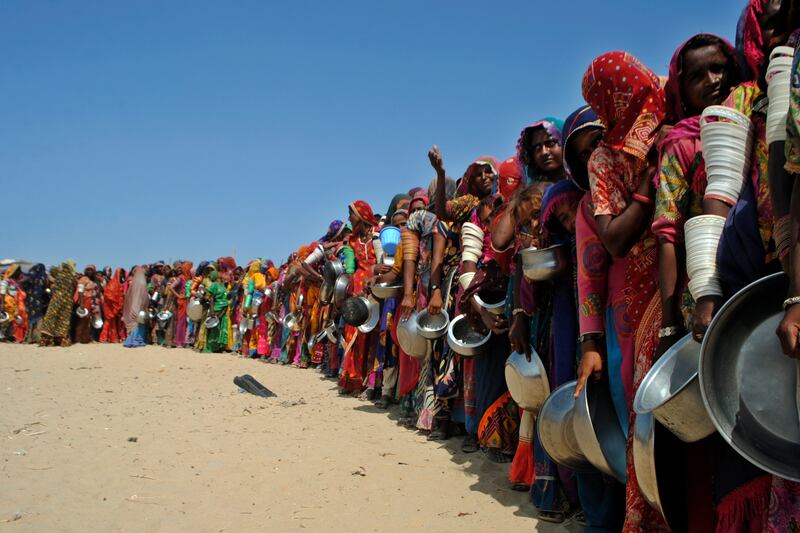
[5, 1, 800, 530]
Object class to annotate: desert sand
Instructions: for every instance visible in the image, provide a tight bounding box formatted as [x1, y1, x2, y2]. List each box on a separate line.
[1, 343, 581, 532]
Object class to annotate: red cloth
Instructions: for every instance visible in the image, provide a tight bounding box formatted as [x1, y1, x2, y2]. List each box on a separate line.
[741, 0, 766, 79]
[582, 51, 666, 162]
[498, 156, 523, 201]
[349, 200, 377, 226]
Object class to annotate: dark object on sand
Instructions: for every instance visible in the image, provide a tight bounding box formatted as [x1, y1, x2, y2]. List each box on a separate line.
[234, 374, 276, 398]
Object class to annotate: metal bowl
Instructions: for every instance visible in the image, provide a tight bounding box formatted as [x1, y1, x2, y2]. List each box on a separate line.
[322, 321, 339, 344]
[283, 312, 301, 332]
[265, 286, 275, 302]
[416, 309, 449, 339]
[633, 413, 690, 532]
[187, 299, 204, 321]
[75, 306, 89, 318]
[473, 291, 506, 316]
[0, 311, 10, 324]
[573, 379, 627, 483]
[333, 274, 350, 306]
[505, 350, 550, 413]
[371, 281, 403, 300]
[238, 321, 249, 335]
[536, 380, 594, 472]
[136, 309, 148, 324]
[92, 315, 104, 330]
[520, 244, 570, 281]
[324, 260, 345, 286]
[634, 333, 715, 443]
[358, 297, 380, 333]
[320, 282, 333, 304]
[446, 314, 490, 357]
[297, 293, 305, 309]
[205, 315, 220, 329]
[157, 310, 173, 322]
[700, 272, 800, 482]
[397, 311, 429, 360]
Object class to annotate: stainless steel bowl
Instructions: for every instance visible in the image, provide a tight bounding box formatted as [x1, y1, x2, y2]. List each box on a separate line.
[573, 379, 627, 483]
[634, 333, 715, 442]
[537, 380, 594, 472]
[136, 309, 148, 324]
[91, 315, 104, 330]
[283, 312, 301, 332]
[505, 350, 550, 413]
[324, 260, 345, 286]
[371, 281, 403, 300]
[238, 321, 248, 335]
[320, 282, 333, 304]
[416, 309, 449, 339]
[187, 299, 204, 321]
[446, 314, 490, 357]
[205, 315, 220, 329]
[358, 297, 380, 333]
[521, 244, 570, 281]
[157, 310, 173, 322]
[265, 286, 275, 302]
[322, 321, 339, 344]
[700, 272, 800, 481]
[333, 274, 350, 306]
[473, 292, 506, 316]
[397, 311, 429, 360]
[75, 306, 89, 318]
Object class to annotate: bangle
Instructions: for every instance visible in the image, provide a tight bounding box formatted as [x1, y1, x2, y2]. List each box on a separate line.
[658, 326, 681, 338]
[632, 193, 654, 206]
[784, 296, 800, 310]
[578, 332, 604, 344]
[512, 308, 527, 317]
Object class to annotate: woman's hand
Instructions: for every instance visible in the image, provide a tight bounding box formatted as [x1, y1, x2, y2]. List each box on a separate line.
[479, 307, 508, 335]
[427, 289, 443, 315]
[655, 331, 685, 360]
[777, 303, 800, 359]
[692, 295, 721, 342]
[400, 293, 415, 321]
[575, 350, 604, 398]
[509, 314, 531, 359]
[428, 145, 445, 174]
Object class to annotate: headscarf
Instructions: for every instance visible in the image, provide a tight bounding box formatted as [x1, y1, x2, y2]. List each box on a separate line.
[561, 105, 605, 190]
[516, 119, 564, 182]
[122, 267, 149, 334]
[2, 264, 19, 280]
[180, 261, 193, 279]
[218, 257, 237, 273]
[582, 51, 666, 162]
[196, 261, 210, 277]
[411, 192, 429, 207]
[498, 157, 524, 201]
[349, 200, 377, 226]
[736, 0, 766, 81]
[385, 194, 412, 222]
[665, 34, 737, 123]
[457, 156, 500, 196]
[541, 180, 584, 242]
[21, 263, 48, 322]
[319, 220, 345, 243]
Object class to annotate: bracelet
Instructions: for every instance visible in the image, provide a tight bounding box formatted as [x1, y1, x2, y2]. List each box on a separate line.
[632, 193, 654, 206]
[512, 308, 527, 317]
[783, 296, 800, 310]
[578, 332, 604, 344]
[658, 326, 681, 338]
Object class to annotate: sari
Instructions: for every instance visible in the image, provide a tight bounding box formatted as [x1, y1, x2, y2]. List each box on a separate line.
[122, 267, 149, 348]
[21, 264, 49, 343]
[40, 262, 77, 345]
[100, 269, 127, 343]
[173, 262, 192, 347]
[204, 276, 229, 353]
[580, 51, 668, 532]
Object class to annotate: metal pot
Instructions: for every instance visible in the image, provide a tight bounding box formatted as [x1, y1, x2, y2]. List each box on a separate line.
[151, 291, 160, 303]
[205, 315, 220, 329]
[537, 380, 594, 472]
[320, 282, 333, 304]
[416, 309, 449, 339]
[238, 321, 249, 335]
[265, 286, 275, 302]
[157, 310, 173, 322]
[283, 312, 301, 332]
[396, 311, 429, 360]
[473, 292, 506, 316]
[573, 379, 627, 483]
[505, 350, 550, 413]
[700, 272, 800, 481]
[520, 244, 570, 281]
[324, 260, 345, 286]
[0, 311, 9, 324]
[371, 281, 403, 300]
[358, 297, 380, 333]
[249, 294, 263, 316]
[136, 309, 148, 324]
[634, 333, 715, 443]
[75, 306, 89, 318]
[333, 274, 350, 306]
[322, 321, 339, 344]
[91, 315, 104, 330]
[446, 314, 490, 357]
[187, 299, 204, 321]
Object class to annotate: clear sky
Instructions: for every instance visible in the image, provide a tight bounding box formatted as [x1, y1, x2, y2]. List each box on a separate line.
[1, 0, 742, 270]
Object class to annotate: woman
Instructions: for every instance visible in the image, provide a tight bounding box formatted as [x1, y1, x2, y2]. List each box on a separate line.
[338, 200, 379, 394]
[172, 262, 191, 348]
[73, 265, 100, 345]
[122, 267, 149, 348]
[205, 270, 229, 353]
[22, 263, 49, 344]
[100, 268, 127, 343]
[575, 51, 667, 532]
[517, 119, 568, 184]
[39, 261, 77, 347]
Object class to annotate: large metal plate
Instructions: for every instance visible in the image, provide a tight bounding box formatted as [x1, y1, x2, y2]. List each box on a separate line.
[699, 272, 800, 481]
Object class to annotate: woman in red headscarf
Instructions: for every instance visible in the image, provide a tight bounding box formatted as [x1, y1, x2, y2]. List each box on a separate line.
[574, 51, 668, 532]
[100, 268, 127, 343]
[338, 200, 379, 394]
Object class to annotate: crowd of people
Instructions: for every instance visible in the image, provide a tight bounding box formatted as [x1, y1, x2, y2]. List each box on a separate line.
[4, 0, 800, 531]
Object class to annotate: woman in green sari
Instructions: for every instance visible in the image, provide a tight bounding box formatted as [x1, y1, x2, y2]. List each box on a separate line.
[205, 271, 229, 353]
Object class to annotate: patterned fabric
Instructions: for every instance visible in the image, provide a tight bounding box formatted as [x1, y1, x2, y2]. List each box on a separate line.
[767, 476, 800, 532]
[477, 391, 519, 455]
[562, 105, 606, 191]
[40, 262, 77, 339]
[498, 156, 523, 201]
[589, 145, 647, 217]
[349, 200, 377, 226]
[786, 35, 800, 173]
[21, 264, 49, 324]
[582, 51, 666, 162]
[737, 0, 767, 79]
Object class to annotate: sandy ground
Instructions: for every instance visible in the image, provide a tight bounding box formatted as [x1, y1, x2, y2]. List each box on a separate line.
[0, 343, 583, 532]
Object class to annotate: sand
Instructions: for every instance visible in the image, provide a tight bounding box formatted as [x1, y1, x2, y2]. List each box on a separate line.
[0, 342, 582, 532]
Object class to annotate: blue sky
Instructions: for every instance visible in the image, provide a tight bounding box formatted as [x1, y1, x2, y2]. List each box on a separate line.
[1, 0, 741, 269]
